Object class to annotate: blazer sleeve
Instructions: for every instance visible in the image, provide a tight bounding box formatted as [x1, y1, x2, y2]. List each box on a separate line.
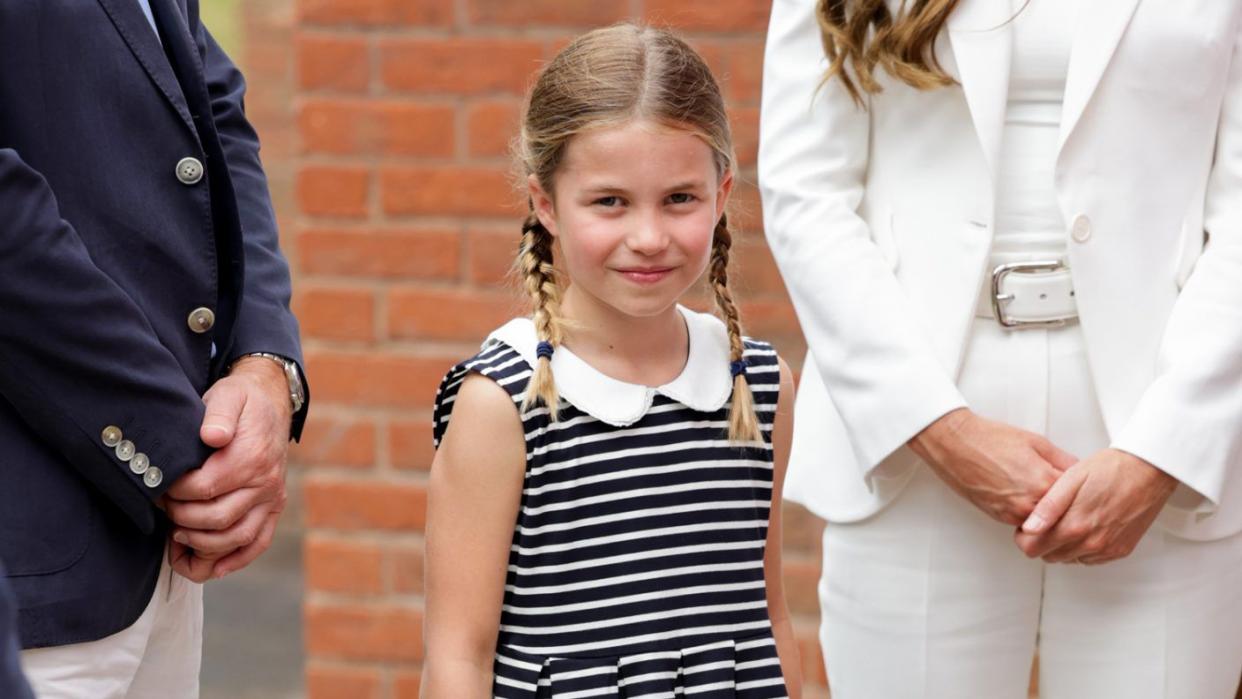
[196, 23, 309, 441]
[758, 0, 967, 478]
[0, 149, 214, 533]
[1111, 17, 1242, 509]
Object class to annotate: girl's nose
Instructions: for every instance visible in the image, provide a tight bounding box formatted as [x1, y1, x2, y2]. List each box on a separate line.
[626, 213, 670, 256]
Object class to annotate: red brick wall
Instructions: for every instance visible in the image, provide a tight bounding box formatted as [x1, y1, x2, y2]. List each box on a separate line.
[286, 2, 826, 697]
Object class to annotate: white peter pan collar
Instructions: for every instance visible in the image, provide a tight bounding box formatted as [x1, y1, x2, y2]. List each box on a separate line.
[483, 305, 734, 426]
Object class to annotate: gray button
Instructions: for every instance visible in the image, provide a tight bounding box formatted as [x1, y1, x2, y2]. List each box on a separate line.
[102, 425, 123, 447]
[115, 440, 136, 461]
[188, 307, 215, 334]
[143, 467, 164, 489]
[129, 453, 150, 475]
[176, 157, 204, 185]
[1071, 214, 1092, 243]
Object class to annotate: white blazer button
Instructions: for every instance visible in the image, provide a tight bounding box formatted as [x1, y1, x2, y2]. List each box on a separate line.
[188, 307, 216, 333]
[115, 440, 136, 462]
[1071, 214, 1092, 242]
[101, 425, 123, 447]
[176, 157, 204, 185]
[130, 453, 150, 475]
[144, 467, 164, 489]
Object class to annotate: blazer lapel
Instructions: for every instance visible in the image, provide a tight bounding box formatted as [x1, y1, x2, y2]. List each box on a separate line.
[95, 0, 197, 137]
[946, 0, 1014, 186]
[1057, 0, 1144, 154]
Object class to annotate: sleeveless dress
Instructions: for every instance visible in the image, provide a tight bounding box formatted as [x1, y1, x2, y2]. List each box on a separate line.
[432, 305, 789, 699]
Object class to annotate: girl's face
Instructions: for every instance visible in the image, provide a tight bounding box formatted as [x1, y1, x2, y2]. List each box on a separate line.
[529, 119, 733, 322]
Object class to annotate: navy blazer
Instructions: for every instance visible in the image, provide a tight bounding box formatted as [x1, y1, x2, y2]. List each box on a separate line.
[0, 563, 33, 699]
[0, 0, 307, 647]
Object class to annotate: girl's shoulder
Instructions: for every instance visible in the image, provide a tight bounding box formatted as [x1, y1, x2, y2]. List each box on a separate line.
[432, 318, 539, 449]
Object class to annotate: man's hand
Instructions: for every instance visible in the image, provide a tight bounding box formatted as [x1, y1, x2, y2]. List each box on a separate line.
[909, 408, 1079, 526]
[164, 356, 293, 582]
[1014, 448, 1177, 564]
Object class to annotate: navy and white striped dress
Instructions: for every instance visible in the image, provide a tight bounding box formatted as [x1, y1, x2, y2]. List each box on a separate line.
[432, 308, 788, 698]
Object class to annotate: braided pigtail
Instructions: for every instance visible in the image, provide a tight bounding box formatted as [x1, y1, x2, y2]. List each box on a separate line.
[519, 211, 565, 420]
[709, 213, 763, 443]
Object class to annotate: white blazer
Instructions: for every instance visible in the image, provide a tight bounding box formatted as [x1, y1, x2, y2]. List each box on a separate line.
[758, 0, 1242, 540]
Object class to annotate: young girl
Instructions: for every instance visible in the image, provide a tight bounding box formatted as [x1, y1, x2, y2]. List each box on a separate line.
[420, 24, 801, 699]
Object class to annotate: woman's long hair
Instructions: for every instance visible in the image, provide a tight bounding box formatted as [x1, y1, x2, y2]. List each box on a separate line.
[817, 0, 961, 105]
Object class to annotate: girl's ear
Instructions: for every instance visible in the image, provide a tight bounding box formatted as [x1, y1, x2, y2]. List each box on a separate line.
[714, 169, 735, 223]
[527, 174, 559, 237]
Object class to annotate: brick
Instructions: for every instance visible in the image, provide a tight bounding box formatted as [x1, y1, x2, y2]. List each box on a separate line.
[295, 286, 376, 342]
[733, 235, 788, 298]
[393, 670, 422, 699]
[380, 38, 543, 95]
[292, 416, 378, 468]
[298, 166, 370, 218]
[305, 477, 428, 531]
[306, 537, 383, 594]
[299, 228, 460, 280]
[781, 502, 826, 557]
[782, 555, 822, 619]
[389, 543, 424, 594]
[297, 36, 369, 93]
[301, 101, 455, 157]
[467, 0, 628, 27]
[722, 40, 766, 105]
[300, 0, 453, 27]
[305, 351, 456, 409]
[731, 106, 760, 167]
[305, 602, 423, 661]
[390, 419, 436, 471]
[797, 629, 829, 688]
[306, 664, 382, 699]
[644, 0, 772, 33]
[376, 102, 457, 157]
[380, 166, 518, 217]
[467, 225, 521, 287]
[465, 100, 521, 158]
[387, 288, 518, 342]
[740, 298, 802, 349]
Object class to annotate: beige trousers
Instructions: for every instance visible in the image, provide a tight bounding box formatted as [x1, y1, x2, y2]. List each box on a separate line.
[20, 547, 203, 699]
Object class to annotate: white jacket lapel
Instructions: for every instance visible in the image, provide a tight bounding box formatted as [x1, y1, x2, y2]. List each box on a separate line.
[946, 0, 1014, 185]
[1058, 0, 1144, 154]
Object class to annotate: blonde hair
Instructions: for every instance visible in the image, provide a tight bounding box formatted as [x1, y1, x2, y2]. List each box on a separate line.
[514, 23, 762, 443]
[817, 0, 960, 105]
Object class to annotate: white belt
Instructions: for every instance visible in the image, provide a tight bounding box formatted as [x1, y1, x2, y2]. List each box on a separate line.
[976, 260, 1078, 328]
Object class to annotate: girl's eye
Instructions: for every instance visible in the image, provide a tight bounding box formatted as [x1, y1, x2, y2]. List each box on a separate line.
[594, 196, 622, 207]
[668, 193, 696, 205]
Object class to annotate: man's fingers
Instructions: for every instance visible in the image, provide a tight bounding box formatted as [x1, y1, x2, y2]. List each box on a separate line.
[200, 381, 249, 448]
[1033, 439, 1079, 472]
[165, 446, 258, 501]
[172, 503, 271, 555]
[169, 539, 218, 583]
[165, 485, 270, 531]
[207, 511, 281, 580]
[1022, 465, 1086, 535]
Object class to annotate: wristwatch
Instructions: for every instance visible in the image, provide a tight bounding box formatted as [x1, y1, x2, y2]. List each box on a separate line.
[235, 352, 306, 414]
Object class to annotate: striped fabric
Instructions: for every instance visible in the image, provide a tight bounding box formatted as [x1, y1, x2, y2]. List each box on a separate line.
[433, 328, 788, 698]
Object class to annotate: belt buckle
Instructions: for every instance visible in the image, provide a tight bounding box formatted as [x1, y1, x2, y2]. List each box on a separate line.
[990, 259, 1068, 329]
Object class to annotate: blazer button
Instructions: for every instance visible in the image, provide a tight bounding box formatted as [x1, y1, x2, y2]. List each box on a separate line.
[176, 157, 204, 185]
[1071, 214, 1092, 243]
[115, 440, 136, 462]
[130, 453, 150, 475]
[143, 467, 164, 489]
[101, 425, 123, 447]
[188, 307, 216, 334]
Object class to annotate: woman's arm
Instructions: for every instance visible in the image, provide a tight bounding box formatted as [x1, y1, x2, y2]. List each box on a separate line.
[765, 357, 803, 699]
[421, 373, 527, 699]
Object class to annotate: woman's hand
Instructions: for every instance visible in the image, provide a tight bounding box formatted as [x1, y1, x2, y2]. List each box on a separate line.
[1013, 449, 1178, 564]
[909, 408, 1079, 526]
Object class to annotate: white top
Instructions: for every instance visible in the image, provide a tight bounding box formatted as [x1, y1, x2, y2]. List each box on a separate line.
[483, 305, 735, 427]
[992, 0, 1080, 264]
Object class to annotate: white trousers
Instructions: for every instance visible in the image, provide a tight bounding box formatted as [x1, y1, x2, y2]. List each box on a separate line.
[20, 547, 203, 699]
[819, 319, 1242, 698]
